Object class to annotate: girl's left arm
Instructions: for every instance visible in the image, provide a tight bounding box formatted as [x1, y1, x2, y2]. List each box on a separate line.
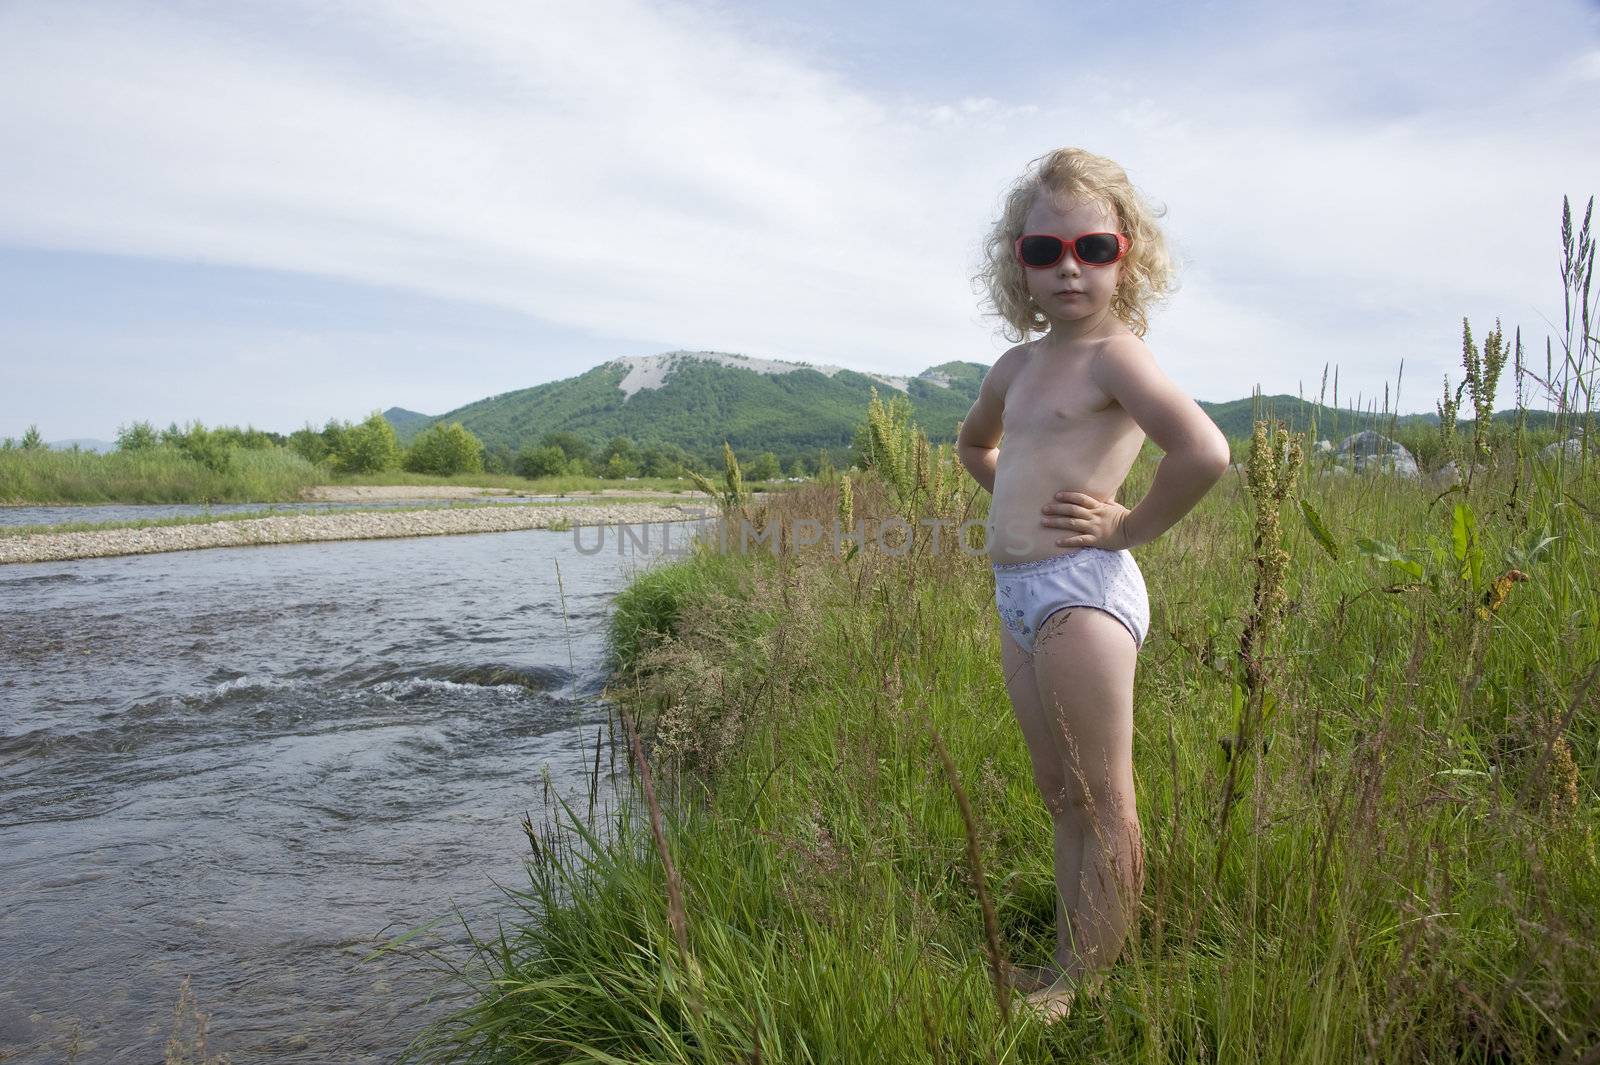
[1079, 337, 1230, 550]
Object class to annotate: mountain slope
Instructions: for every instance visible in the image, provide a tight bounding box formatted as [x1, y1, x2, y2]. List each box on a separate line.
[383, 350, 1564, 467]
[411, 350, 987, 464]
[381, 407, 434, 443]
[1195, 394, 1564, 442]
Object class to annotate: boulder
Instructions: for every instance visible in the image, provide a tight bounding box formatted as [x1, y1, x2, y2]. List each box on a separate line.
[1427, 460, 1461, 490]
[1335, 430, 1419, 478]
[1537, 436, 1590, 464]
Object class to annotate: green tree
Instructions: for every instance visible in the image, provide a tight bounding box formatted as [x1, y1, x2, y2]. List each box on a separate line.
[787, 456, 809, 479]
[19, 425, 44, 451]
[541, 432, 593, 466]
[335, 411, 401, 473]
[746, 451, 781, 481]
[288, 423, 331, 465]
[602, 453, 633, 479]
[483, 444, 514, 475]
[404, 421, 485, 475]
[161, 420, 232, 472]
[116, 421, 159, 452]
[640, 442, 691, 478]
[320, 419, 352, 461]
[213, 424, 277, 450]
[516, 444, 568, 478]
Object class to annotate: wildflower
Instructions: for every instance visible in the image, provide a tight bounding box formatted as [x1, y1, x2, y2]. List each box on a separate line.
[1476, 568, 1530, 621]
[1546, 731, 1581, 821]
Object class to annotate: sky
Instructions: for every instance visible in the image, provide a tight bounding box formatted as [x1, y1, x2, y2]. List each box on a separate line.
[2, 0, 1597, 442]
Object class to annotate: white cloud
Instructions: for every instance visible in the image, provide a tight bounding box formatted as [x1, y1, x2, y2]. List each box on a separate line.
[1570, 48, 1600, 82]
[1, 0, 1596, 437]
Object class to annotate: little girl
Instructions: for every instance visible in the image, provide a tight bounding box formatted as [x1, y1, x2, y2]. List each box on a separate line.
[956, 147, 1230, 1021]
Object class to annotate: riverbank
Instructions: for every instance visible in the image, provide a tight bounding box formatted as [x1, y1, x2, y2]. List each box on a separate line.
[294, 483, 706, 502]
[400, 429, 1599, 1061]
[0, 501, 707, 564]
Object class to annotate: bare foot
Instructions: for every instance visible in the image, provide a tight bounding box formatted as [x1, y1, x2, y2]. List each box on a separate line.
[1020, 974, 1077, 1025]
[1005, 962, 1065, 994]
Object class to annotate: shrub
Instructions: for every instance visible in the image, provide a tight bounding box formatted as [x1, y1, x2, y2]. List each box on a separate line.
[334, 411, 401, 473]
[746, 451, 781, 481]
[160, 421, 232, 473]
[516, 444, 568, 479]
[287, 424, 331, 465]
[403, 421, 485, 476]
[116, 421, 159, 452]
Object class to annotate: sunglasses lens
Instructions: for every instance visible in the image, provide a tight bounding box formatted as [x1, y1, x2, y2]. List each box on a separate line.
[1075, 233, 1122, 264]
[1018, 235, 1064, 267]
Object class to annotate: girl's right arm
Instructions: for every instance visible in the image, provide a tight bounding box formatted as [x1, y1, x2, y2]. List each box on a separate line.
[957, 347, 1023, 494]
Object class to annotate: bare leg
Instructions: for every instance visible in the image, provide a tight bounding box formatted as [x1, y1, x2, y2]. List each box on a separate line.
[1031, 604, 1143, 982]
[998, 621, 1082, 975]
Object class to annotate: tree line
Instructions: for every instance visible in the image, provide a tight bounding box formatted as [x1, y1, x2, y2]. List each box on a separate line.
[2, 414, 839, 481]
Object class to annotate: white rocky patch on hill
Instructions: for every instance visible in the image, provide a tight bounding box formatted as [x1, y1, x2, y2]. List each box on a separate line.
[610, 350, 950, 400]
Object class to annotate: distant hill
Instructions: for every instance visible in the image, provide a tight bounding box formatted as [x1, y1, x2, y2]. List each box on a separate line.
[47, 438, 117, 453]
[381, 407, 434, 442]
[1197, 393, 1564, 443]
[388, 351, 987, 466]
[379, 350, 1566, 467]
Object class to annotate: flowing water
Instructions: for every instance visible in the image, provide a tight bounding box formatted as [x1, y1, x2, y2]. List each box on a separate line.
[0, 497, 575, 528]
[0, 523, 689, 1062]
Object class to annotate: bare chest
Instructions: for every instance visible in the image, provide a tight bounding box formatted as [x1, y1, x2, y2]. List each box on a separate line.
[1002, 351, 1120, 437]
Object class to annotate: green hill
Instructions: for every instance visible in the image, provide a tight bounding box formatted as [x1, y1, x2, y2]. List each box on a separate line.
[381, 407, 434, 443]
[389, 351, 987, 468]
[379, 351, 1565, 470]
[1198, 393, 1565, 442]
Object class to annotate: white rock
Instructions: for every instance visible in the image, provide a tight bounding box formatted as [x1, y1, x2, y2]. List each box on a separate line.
[610, 350, 931, 399]
[1335, 430, 1419, 478]
[1537, 436, 1590, 464]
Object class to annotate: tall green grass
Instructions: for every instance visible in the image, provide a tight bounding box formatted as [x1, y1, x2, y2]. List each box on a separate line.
[384, 199, 1599, 1063]
[0, 447, 322, 504]
[0, 453, 775, 505]
[392, 429, 1596, 1062]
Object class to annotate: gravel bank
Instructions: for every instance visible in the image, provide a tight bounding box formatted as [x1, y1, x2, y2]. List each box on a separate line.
[298, 484, 710, 502]
[297, 484, 519, 501]
[0, 503, 714, 565]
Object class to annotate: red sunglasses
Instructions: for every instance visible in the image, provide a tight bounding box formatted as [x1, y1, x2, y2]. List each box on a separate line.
[1014, 231, 1130, 268]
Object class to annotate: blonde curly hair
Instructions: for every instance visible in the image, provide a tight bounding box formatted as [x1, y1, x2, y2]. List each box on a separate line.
[974, 147, 1177, 340]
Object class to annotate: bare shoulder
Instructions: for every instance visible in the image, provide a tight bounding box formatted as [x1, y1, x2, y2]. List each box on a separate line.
[1089, 331, 1161, 390]
[1090, 333, 1228, 460]
[958, 342, 1035, 448]
[982, 341, 1036, 402]
[1093, 330, 1154, 363]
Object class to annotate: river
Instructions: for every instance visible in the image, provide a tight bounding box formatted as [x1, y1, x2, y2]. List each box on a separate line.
[0, 521, 691, 1062]
[0, 497, 571, 528]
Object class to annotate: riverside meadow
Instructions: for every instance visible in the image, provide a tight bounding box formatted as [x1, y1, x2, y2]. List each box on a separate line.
[366, 201, 1600, 1065]
[17, 200, 1598, 1064]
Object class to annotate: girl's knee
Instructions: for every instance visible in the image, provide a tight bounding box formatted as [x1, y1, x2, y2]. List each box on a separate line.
[1049, 778, 1135, 823]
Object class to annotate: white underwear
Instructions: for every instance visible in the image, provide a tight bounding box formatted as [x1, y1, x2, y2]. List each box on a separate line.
[992, 547, 1149, 654]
